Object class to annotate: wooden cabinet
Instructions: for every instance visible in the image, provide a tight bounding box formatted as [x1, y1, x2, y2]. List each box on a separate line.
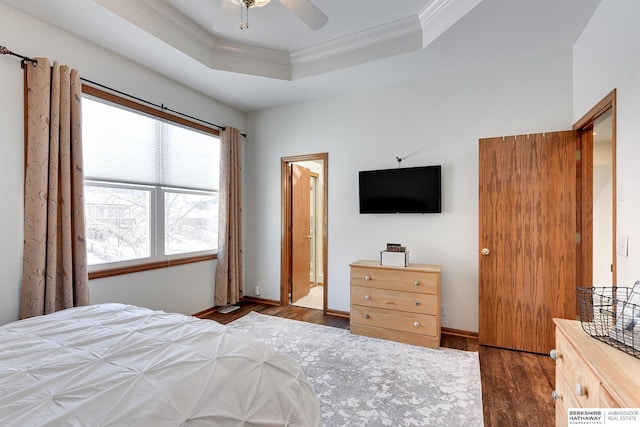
[349, 260, 441, 348]
[553, 319, 640, 426]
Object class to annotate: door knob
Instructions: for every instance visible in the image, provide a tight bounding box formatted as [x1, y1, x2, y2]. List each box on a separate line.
[550, 349, 561, 361]
[481, 248, 491, 256]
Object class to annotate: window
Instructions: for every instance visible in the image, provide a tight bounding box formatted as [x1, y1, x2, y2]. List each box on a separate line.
[82, 88, 220, 276]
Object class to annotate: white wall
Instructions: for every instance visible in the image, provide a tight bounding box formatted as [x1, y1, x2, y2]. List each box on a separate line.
[593, 165, 613, 284]
[0, 3, 245, 324]
[244, 49, 574, 331]
[573, 0, 640, 288]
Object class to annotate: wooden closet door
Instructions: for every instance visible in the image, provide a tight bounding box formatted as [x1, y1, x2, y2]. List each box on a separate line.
[291, 164, 311, 303]
[479, 131, 578, 354]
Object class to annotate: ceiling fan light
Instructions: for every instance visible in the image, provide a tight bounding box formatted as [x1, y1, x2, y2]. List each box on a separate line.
[229, 0, 272, 8]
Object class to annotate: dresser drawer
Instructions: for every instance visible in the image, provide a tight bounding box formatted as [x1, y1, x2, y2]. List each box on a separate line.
[351, 305, 438, 337]
[351, 286, 437, 315]
[350, 267, 438, 294]
[554, 319, 640, 427]
[599, 384, 621, 408]
[555, 373, 580, 426]
[556, 330, 600, 408]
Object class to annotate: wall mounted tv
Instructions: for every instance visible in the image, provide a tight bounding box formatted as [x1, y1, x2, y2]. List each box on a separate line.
[359, 165, 441, 214]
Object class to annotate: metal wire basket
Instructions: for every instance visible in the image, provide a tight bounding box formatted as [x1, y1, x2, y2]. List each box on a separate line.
[577, 286, 640, 359]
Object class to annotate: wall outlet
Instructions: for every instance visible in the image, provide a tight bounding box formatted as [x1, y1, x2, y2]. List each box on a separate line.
[441, 305, 446, 317]
[254, 284, 260, 296]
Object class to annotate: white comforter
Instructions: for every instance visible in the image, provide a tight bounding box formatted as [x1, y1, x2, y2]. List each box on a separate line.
[0, 303, 321, 426]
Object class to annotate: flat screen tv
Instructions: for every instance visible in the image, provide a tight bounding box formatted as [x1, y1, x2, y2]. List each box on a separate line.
[359, 165, 441, 214]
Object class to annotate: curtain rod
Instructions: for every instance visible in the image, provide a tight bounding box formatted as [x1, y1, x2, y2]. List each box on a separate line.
[0, 45, 38, 67]
[1, 45, 247, 138]
[81, 77, 248, 137]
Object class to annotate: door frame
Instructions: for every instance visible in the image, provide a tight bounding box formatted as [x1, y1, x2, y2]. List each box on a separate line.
[574, 89, 617, 287]
[281, 152, 328, 312]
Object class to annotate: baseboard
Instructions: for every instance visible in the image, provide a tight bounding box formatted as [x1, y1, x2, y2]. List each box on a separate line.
[242, 296, 280, 306]
[192, 307, 217, 318]
[193, 296, 281, 318]
[441, 327, 479, 340]
[326, 308, 350, 318]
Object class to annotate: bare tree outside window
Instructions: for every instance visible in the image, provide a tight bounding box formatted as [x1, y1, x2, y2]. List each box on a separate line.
[165, 191, 218, 255]
[85, 185, 151, 265]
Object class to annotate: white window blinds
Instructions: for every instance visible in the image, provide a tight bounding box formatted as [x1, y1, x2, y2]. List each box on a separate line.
[82, 97, 219, 191]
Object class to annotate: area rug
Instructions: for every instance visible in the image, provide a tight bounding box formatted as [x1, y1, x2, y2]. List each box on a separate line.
[228, 312, 483, 426]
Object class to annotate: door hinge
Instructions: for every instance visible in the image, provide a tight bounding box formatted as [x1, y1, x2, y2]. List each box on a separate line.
[576, 233, 581, 243]
[576, 150, 581, 161]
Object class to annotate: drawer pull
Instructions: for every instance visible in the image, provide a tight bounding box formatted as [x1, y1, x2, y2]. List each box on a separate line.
[364, 275, 371, 281]
[549, 349, 561, 361]
[364, 314, 370, 319]
[413, 321, 420, 328]
[364, 294, 370, 300]
[415, 301, 420, 306]
[575, 383, 585, 397]
[551, 390, 562, 402]
[413, 280, 420, 286]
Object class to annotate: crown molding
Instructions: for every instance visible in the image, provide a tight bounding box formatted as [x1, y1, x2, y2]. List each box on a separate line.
[291, 15, 421, 65]
[95, 0, 484, 81]
[97, 0, 292, 79]
[130, 0, 290, 65]
[419, 0, 484, 48]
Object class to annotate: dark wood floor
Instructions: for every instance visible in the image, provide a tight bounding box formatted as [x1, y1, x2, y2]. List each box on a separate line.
[202, 300, 556, 427]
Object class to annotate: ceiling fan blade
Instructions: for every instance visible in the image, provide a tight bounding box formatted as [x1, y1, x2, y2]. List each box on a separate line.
[278, 0, 328, 31]
[214, 0, 238, 32]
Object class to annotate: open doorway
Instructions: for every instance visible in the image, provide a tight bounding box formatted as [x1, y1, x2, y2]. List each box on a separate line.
[574, 89, 617, 287]
[281, 153, 328, 312]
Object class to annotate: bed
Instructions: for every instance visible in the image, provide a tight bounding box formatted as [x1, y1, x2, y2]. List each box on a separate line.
[0, 303, 321, 426]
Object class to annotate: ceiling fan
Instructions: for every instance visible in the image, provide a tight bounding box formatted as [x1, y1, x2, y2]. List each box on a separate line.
[220, 0, 328, 31]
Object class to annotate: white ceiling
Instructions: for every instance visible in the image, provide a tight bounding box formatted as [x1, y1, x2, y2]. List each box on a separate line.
[2, 0, 601, 112]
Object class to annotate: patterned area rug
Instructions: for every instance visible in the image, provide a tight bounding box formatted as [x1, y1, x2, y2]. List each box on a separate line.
[228, 312, 483, 426]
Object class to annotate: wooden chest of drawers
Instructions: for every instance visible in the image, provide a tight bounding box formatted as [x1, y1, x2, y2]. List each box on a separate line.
[553, 319, 640, 427]
[349, 260, 441, 348]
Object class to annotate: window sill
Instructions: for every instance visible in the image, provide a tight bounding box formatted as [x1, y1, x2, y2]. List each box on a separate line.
[88, 253, 218, 280]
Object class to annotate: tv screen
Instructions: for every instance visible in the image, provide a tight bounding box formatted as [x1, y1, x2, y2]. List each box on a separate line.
[359, 165, 441, 214]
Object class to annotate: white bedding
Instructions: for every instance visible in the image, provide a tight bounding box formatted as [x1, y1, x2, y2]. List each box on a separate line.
[0, 303, 321, 426]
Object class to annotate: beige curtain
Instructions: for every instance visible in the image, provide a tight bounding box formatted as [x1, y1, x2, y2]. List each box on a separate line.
[215, 127, 243, 306]
[20, 58, 89, 319]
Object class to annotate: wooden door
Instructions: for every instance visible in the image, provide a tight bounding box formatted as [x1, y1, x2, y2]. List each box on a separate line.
[291, 164, 311, 303]
[479, 131, 579, 354]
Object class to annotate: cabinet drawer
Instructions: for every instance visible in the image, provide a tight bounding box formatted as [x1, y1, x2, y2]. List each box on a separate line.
[556, 332, 600, 408]
[599, 384, 621, 408]
[351, 286, 437, 315]
[350, 267, 438, 294]
[555, 373, 580, 427]
[351, 305, 438, 337]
